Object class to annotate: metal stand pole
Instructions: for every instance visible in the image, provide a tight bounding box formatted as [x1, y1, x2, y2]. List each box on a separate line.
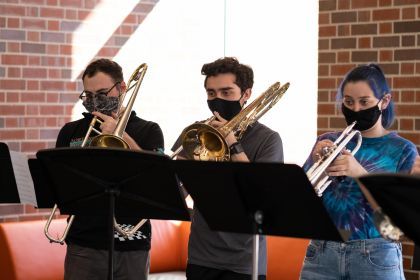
[107, 187, 119, 280]
[252, 210, 264, 280]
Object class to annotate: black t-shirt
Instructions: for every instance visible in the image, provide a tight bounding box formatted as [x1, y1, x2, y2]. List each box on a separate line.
[56, 111, 164, 251]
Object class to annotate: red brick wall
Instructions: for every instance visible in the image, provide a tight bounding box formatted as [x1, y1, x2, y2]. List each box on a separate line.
[319, 0, 420, 278]
[0, 0, 159, 221]
[318, 0, 420, 144]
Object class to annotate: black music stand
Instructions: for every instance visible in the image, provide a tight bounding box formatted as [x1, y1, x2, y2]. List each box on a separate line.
[358, 173, 420, 245]
[0, 142, 54, 207]
[173, 160, 345, 280]
[413, 245, 420, 270]
[0, 142, 20, 203]
[358, 173, 420, 271]
[36, 147, 190, 280]
[28, 158, 56, 208]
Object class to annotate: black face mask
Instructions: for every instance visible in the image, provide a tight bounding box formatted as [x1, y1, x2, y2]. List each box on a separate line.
[341, 102, 382, 131]
[207, 98, 243, 121]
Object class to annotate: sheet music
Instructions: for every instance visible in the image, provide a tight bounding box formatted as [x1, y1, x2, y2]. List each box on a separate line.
[9, 151, 38, 207]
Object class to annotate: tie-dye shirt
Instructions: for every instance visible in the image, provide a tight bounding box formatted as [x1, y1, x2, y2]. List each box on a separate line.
[303, 131, 418, 240]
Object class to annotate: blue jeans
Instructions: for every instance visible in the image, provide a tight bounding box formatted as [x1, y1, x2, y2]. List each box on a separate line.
[300, 238, 405, 280]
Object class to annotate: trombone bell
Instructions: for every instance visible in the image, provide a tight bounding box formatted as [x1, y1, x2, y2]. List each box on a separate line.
[89, 134, 130, 149]
[181, 123, 229, 161]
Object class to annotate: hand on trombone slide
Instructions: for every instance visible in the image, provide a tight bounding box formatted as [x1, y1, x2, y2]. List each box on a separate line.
[92, 111, 142, 151]
[92, 111, 118, 134]
[209, 111, 238, 147]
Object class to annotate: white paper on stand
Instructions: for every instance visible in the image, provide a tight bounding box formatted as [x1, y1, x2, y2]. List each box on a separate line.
[9, 151, 38, 207]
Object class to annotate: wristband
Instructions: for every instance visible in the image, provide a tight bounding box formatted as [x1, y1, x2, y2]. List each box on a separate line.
[229, 142, 244, 155]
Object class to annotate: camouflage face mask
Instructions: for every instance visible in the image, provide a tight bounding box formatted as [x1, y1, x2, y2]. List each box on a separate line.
[82, 94, 120, 116]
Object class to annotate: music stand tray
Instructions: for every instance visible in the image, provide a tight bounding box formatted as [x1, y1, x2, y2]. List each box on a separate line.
[36, 147, 190, 280]
[172, 160, 344, 279]
[358, 173, 420, 271]
[358, 173, 420, 245]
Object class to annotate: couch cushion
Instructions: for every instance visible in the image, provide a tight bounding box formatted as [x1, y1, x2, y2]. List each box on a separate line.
[149, 271, 186, 280]
[267, 236, 308, 280]
[150, 220, 190, 273]
[0, 219, 67, 280]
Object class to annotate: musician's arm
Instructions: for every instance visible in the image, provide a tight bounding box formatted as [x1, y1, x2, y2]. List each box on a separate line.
[122, 132, 141, 151]
[56, 123, 73, 148]
[225, 132, 250, 162]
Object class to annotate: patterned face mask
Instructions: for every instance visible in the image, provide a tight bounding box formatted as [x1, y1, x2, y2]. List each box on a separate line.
[82, 94, 120, 116]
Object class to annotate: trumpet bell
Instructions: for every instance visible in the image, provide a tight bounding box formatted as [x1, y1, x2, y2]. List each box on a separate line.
[90, 134, 130, 149]
[181, 123, 229, 161]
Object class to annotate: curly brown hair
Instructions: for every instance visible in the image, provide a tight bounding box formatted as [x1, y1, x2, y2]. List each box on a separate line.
[201, 57, 254, 93]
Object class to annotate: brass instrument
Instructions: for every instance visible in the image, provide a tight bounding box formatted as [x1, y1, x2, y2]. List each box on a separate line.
[44, 63, 148, 243]
[180, 82, 290, 161]
[170, 116, 216, 159]
[306, 122, 362, 197]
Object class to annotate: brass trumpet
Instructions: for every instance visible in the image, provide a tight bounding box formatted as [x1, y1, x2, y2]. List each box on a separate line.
[306, 121, 362, 197]
[179, 82, 290, 161]
[44, 63, 148, 244]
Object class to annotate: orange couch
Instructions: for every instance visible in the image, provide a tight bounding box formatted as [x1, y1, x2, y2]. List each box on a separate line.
[0, 219, 66, 280]
[0, 219, 308, 280]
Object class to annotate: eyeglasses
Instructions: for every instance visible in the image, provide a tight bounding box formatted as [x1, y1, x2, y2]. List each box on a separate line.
[79, 82, 120, 101]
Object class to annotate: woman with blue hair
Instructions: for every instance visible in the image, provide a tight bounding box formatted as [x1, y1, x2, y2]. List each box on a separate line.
[300, 63, 418, 280]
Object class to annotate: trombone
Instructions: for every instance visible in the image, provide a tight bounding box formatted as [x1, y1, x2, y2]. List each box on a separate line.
[44, 63, 148, 244]
[170, 116, 216, 159]
[306, 121, 362, 197]
[177, 82, 290, 161]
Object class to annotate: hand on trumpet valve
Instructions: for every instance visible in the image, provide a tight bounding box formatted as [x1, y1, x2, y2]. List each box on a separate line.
[312, 139, 335, 161]
[92, 111, 118, 134]
[325, 150, 367, 178]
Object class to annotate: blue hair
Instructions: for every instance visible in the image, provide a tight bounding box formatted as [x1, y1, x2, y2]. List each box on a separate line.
[336, 63, 394, 128]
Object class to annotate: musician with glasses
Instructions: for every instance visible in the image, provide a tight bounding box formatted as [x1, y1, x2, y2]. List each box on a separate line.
[56, 58, 164, 280]
[172, 57, 284, 280]
[300, 64, 418, 280]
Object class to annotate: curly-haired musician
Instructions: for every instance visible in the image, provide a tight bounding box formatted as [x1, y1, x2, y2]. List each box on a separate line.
[172, 57, 284, 280]
[56, 59, 164, 280]
[300, 64, 418, 280]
